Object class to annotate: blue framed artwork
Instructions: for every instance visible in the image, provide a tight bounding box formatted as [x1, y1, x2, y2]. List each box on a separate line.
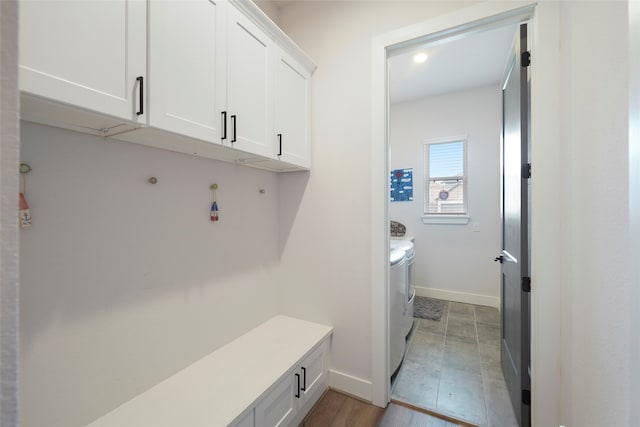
[390, 168, 413, 202]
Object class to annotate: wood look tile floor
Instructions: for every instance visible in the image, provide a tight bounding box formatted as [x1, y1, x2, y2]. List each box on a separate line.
[391, 301, 518, 427]
[302, 389, 467, 427]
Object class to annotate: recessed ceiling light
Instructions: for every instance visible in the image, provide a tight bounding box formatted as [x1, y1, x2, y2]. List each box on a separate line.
[413, 52, 428, 63]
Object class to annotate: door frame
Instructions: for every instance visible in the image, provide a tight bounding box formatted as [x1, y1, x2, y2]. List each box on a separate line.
[371, 3, 563, 425]
[630, 3, 640, 423]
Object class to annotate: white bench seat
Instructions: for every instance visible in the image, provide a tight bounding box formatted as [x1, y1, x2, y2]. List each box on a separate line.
[87, 315, 333, 427]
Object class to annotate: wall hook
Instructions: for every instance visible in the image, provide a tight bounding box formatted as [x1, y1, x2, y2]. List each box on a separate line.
[19, 163, 32, 174]
[148, 177, 158, 184]
[210, 183, 219, 222]
[19, 163, 32, 228]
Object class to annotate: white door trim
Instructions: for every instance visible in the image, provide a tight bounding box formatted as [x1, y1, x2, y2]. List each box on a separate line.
[371, 3, 563, 425]
[628, 2, 640, 424]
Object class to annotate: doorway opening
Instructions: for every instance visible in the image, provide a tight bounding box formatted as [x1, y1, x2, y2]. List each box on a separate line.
[372, 4, 535, 427]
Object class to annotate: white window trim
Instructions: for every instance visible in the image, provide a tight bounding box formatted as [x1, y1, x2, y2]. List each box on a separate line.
[421, 215, 470, 225]
[423, 136, 469, 220]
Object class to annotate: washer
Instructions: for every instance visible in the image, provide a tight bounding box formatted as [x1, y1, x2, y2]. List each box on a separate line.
[391, 239, 415, 336]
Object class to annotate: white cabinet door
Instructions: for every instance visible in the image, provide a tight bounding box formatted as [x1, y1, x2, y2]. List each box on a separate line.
[274, 48, 311, 169]
[19, 0, 146, 123]
[226, 4, 273, 157]
[254, 372, 297, 427]
[299, 340, 328, 403]
[148, 0, 227, 142]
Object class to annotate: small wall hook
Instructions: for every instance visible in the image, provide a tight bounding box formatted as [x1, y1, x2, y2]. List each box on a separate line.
[210, 183, 219, 222]
[19, 163, 32, 228]
[148, 177, 158, 184]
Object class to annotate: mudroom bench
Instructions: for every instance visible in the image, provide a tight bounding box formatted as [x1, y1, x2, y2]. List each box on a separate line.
[87, 316, 333, 427]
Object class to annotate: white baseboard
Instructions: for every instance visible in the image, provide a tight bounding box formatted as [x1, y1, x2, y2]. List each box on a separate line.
[415, 286, 500, 309]
[328, 369, 372, 402]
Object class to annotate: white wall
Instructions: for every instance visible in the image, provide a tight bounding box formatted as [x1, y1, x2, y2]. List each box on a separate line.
[20, 123, 280, 427]
[389, 86, 501, 306]
[274, 0, 478, 397]
[557, 2, 631, 425]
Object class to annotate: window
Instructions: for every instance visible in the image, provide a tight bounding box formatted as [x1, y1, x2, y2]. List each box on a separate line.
[424, 138, 467, 216]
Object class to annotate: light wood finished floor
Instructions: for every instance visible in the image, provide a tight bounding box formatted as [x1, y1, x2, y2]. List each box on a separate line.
[301, 389, 469, 427]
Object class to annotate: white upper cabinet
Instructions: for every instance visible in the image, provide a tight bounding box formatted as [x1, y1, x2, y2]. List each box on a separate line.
[19, 0, 316, 171]
[274, 48, 311, 169]
[19, 0, 146, 125]
[225, 5, 274, 158]
[148, 0, 227, 142]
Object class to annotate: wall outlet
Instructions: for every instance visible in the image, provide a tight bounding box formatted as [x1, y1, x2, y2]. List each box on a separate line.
[471, 222, 480, 232]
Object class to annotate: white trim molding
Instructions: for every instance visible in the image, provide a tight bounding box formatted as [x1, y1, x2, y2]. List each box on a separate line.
[415, 286, 500, 310]
[328, 369, 372, 402]
[629, 2, 640, 424]
[421, 215, 470, 225]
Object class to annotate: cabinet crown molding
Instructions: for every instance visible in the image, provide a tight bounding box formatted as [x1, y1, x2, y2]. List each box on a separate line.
[229, 0, 317, 74]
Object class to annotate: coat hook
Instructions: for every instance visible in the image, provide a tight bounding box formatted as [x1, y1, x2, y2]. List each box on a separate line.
[210, 183, 219, 221]
[19, 163, 33, 228]
[148, 177, 158, 184]
[259, 189, 266, 194]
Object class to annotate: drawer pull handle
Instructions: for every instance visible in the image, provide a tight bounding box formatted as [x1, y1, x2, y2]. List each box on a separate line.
[231, 115, 237, 142]
[221, 111, 227, 140]
[136, 76, 144, 116]
[277, 134, 282, 156]
[295, 373, 301, 398]
[301, 367, 307, 391]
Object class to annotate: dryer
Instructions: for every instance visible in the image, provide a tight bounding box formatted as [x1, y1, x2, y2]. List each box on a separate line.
[389, 248, 407, 375]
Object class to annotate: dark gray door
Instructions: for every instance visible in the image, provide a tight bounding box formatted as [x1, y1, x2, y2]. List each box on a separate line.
[498, 23, 531, 427]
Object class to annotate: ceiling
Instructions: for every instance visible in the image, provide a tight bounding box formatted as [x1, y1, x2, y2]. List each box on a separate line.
[389, 24, 517, 104]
